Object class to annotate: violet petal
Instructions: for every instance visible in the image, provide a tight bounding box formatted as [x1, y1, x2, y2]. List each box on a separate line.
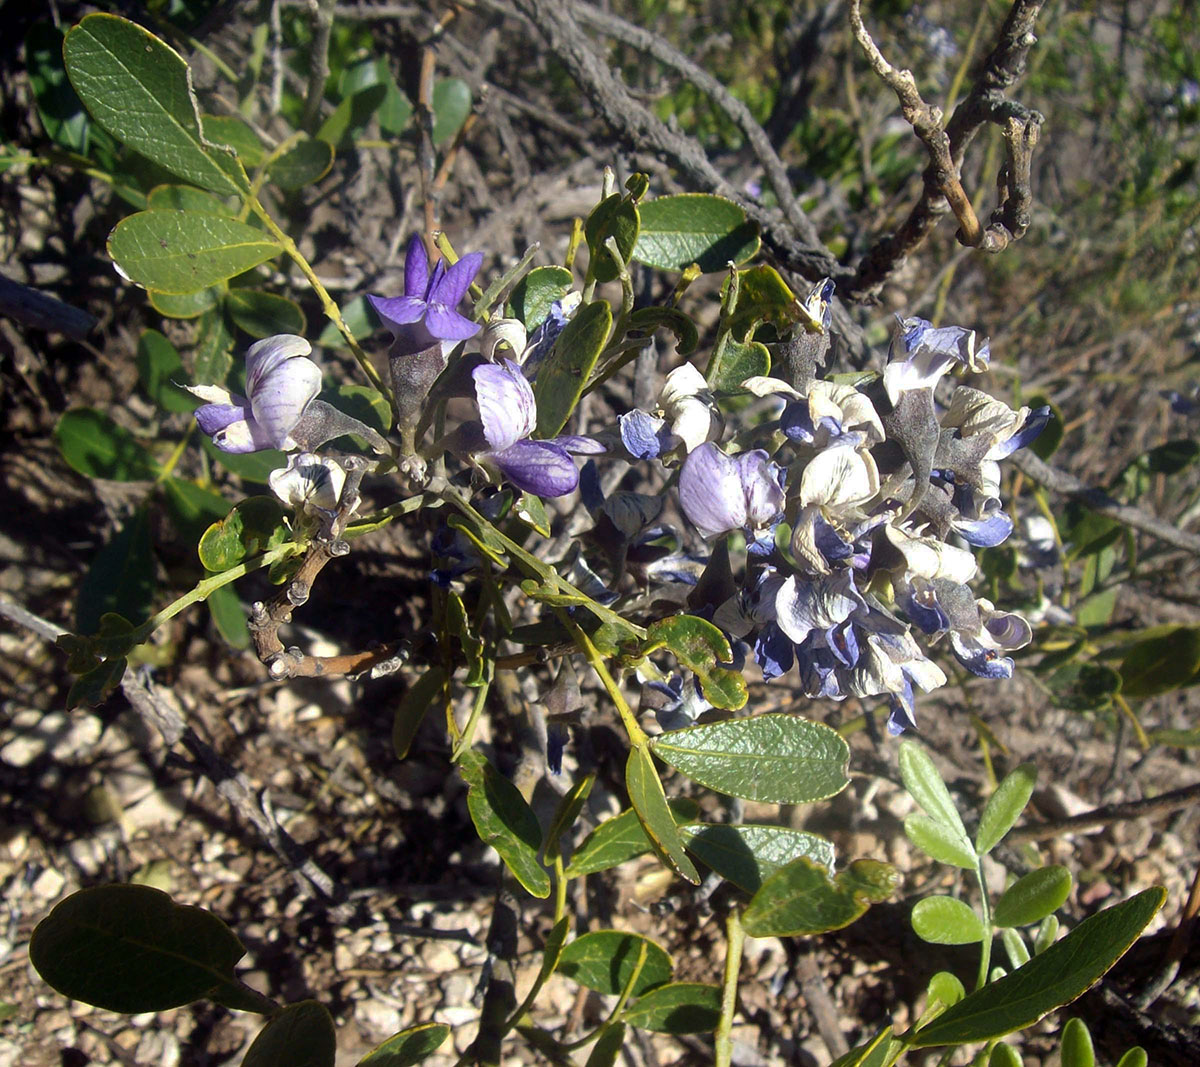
[491, 440, 579, 497]
[473, 358, 536, 451]
[432, 252, 483, 307]
[248, 350, 322, 448]
[245, 334, 313, 396]
[369, 294, 428, 330]
[403, 236, 430, 298]
[425, 304, 481, 341]
[678, 442, 747, 539]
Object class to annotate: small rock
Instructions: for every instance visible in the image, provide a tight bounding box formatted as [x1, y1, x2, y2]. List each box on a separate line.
[334, 942, 355, 972]
[371, 932, 394, 954]
[31, 867, 65, 901]
[441, 974, 474, 1009]
[124, 786, 187, 833]
[0, 1038, 20, 1067]
[0, 709, 101, 766]
[354, 998, 402, 1037]
[425, 943, 459, 974]
[136, 1030, 180, 1067]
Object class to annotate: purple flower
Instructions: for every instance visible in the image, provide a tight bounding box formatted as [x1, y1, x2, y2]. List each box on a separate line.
[368, 236, 482, 354]
[470, 359, 601, 497]
[191, 334, 321, 453]
[883, 315, 989, 406]
[678, 442, 785, 540]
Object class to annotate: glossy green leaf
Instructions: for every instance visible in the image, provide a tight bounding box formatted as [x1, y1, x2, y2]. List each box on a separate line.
[904, 814, 978, 870]
[558, 931, 672, 996]
[1118, 625, 1200, 697]
[544, 774, 595, 863]
[626, 307, 699, 355]
[207, 582, 250, 649]
[147, 184, 231, 215]
[507, 266, 574, 330]
[912, 896, 984, 944]
[197, 497, 288, 572]
[1033, 914, 1060, 954]
[994, 866, 1073, 928]
[29, 885, 247, 1013]
[585, 193, 639, 283]
[161, 477, 232, 546]
[359, 1023, 450, 1066]
[149, 286, 221, 319]
[243, 1001, 335, 1067]
[109, 211, 280, 294]
[626, 747, 701, 883]
[584, 1023, 626, 1067]
[898, 741, 969, 838]
[828, 1028, 897, 1067]
[633, 194, 759, 273]
[1114, 1048, 1148, 1067]
[709, 336, 770, 392]
[1060, 1017, 1094, 1067]
[622, 982, 721, 1034]
[56, 408, 161, 481]
[317, 85, 388, 150]
[926, 971, 965, 1010]
[644, 615, 747, 710]
[76, 509, 157, 636]
[201, 115, 266, 168]
[976, 763, 1037, 855]
[534, 299, 611, 437]
[460, 751, 550, 898]
[1003, 926, 1031, 968]
[393, 667, 445, 759]
[340, 59, 412, 136]
[64, 15, 244, 195]
[227, 289, 306, 338]
[193, 306, 236, 386]
[268, 137, 335, 190]
[989, 1043, 1023, 1067]
[742, 857, 899, 937]
[910, 887, 1166, 1047]
[679, 823, 834, 893]
[201, 436, 286, 483]
[431, 78, 471, 146]
[650, 714, 849, 804]
[28, 23, 90, 152]
[564, 798, 699, 877]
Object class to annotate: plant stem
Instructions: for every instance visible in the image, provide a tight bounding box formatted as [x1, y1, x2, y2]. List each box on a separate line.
[715, 908, 746, 1067]
[974, 859, 994, 992]
[566, 617, 648, 747]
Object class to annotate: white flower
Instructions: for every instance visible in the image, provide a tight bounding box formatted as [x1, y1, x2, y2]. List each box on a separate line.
[269, 453, 347, 515]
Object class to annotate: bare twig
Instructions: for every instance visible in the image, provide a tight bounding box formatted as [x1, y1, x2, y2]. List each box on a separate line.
[1009, 779, 1200, 843]
[0, 274, 96, 340]
[299, 0, 337, 132]
[0, 595, 340, 900]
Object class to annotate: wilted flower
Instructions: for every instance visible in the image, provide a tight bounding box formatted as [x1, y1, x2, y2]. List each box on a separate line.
[619, 363, 723, 461]
[191, 334, 320, 453]
[883, 315, 990, 407]
[269, 452, 346, 515]
[469, 359, 601, 497]
[678, 442, 785, 540]
[368, 236, 482, 355]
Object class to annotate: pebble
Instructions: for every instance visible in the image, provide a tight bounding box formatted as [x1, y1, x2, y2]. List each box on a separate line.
[0, 1039, 19, 1067]
[0, 709, 101, 766]
[354, 998, 402, 1037]
[124, 786, 187, 832]
[334, 942, 355, 972]
[424, 943, 460, 974]
[136, 1030, 180, 1066]
[30, 867, 65, 901]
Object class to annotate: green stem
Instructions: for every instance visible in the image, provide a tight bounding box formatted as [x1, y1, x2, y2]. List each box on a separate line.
[560, 940, 648, 1052]
[974, 859, 994, 992]
[566, 616, 648, 748]
[450, 677, 491, 763]
[715, 908, 746, 1067]
[247, 196, 391, 402]
[155, 425, 195, 483]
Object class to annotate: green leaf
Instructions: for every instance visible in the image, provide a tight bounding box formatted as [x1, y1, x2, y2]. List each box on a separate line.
[926, 971, 965, 1011]
[828, 1028, 898, 1067]
[1045, 662, 1121, 712]
[68, 654, 129, 709]
[317, 295, 375, 349]
[193, 306, 236, 386]
[109, 211, 280, 294]
[621, 982, 721, 1034]
[1118, 625, 1200, 697]
[558, 931, 672, 996]
[994, 867, 1073, 928]
[904, 814, 978, 870]
[515, 492, 551, 537]
[534, 299, 612, 437]
[268, 137, 336, 190]
[584, 1023, 626, 1067]
[626, 307, 699, 356]
[910, 887, 1166, 1047]
[243, 1001, 335, 1067]
[626, 747, 701, 883]
[56, 408, 162, 481]
[340, 60, 412, 136]
[27, 23, 90, 153]
[585, 193, 640, 283]
[1114, 1048, 1148, 1067]
[201, 436, 286, 483]
[207, 582, 250, 649]
[459, 751, 550, 898]
[633, 194, 759, 273]
[898, 741, 970, 838]
[679, 823, 834, 894]
[358, 1023, 450, 1066]
[147, 184, 232, 215]
[742, 857, 899, 937]
[29, 885, 248, 1013]
[650, 714, 849, 804]
[333, 383, 393, 436]
[1002, 926, 1031, 968]
[911, 896, 984, 945]
[989, 1043, 1023, 1067]
[1060, 1018, 1094, 1067]
[976, 763, 1037, 855]
[64, 14, 244, 195]
[149, 286, 222, 319]
[644, 615, 748, 710]
[197, 497, 288, 572]
[507, 266, 574, 330]
[544, 774, 595, 863]
[723, 264, 798, 335]
[431, 78, 471, 146]
[565, 799, 699, 877]
[317, 85, 388, 150]
[709, 336, 770, 393]
[227, 289, 307, 338]
[201, 115, 266, 168]
[77, 509, 157, 636]
[1033, 914, 1060, 954]
[393, 668, 445, 760]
